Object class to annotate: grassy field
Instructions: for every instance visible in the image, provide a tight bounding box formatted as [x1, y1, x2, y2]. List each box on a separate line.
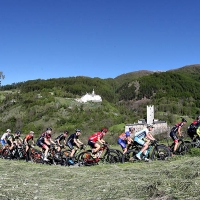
[0, 155, 200, 200]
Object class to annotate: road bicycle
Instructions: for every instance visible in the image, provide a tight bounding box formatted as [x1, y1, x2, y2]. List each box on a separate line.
[77, 143, 121, 166]
[122, 140, 171, 163]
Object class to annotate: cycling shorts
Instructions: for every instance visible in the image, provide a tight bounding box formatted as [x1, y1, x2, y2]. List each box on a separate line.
[88, 140, 96, 148]
[66, 141, 77, 150]
[134, 137, 145, 146]
[170, 131, 178, 143]
[117, 138, 127, 149]
[1, 140, 7, 146]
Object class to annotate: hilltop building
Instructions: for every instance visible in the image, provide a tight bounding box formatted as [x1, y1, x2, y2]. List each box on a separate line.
[76, 89, 102, 103]
[125, 105, 168, 135]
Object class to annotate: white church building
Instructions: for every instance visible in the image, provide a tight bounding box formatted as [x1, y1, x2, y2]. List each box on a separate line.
[76, 89, 102, 103]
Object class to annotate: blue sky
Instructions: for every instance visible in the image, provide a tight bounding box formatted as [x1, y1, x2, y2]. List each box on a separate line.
[1, 0, 200, 86]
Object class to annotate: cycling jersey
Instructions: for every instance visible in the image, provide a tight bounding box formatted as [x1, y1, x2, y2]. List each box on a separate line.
[36, 132, 51, 148]
[67, 133, 79, 144]
[23, 134, 34, 145]
[55, 133, 66, 143]
[118, 132, 130, 140]
[88, 132, 103, 142]
[187, 121, 200, 139]
[7, 134, 15, 142]
[1, 133, 9, 146]
[134, 128, 149, 139]
[1, 132, 9, 140]
[24, 134, 34, 142]
[171, 122, 183, 133]
[38, 132, 51, 143]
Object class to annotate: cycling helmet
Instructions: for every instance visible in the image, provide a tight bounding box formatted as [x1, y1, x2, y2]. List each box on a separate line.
[101, 128, 108, 133]
[64, 130, 69, 134]
[196, 116, 200, 120]
[182, 118, 187, 123]
[147, 124, 154, 128]
[6, 129, 11, 132]
[30, 131, 34, 134]
[129, 127, 135, 132]
[15, 130, 21, 135]
[46, 127, 52, 131]
[75, 129, 81, 132]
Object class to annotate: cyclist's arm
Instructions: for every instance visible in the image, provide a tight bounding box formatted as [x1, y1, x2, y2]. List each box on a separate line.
[55, 139, 60, 145]
[127, 136, 133, 144]
[73, 138, 81, 148]
[19, 137, 23, 144]
[177, 126, 182, 136]
[44, 138, 51, 146]
[98, 137, 105, 144]
[146, 133, 155, 141]
[77, 139, 83, 145]
[49, 138, 56, 145]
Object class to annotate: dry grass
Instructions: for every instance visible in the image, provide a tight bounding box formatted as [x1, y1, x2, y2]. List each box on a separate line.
[0, 155, 200, 200]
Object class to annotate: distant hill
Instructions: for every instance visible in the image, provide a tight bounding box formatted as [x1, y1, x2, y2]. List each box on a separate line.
[0, 64, 199, 141]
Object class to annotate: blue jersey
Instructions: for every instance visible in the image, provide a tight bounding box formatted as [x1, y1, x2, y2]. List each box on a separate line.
[118, 131, 130, 140]
[134, 128, 148, 139]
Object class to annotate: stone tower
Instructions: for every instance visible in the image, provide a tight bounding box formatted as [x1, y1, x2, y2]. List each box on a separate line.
[147, 105, 154, 125]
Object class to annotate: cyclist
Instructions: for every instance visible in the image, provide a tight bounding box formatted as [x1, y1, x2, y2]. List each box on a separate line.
[36, 127, 56, 161]
[88, 128, 108, 157]
[134, 124, 156, 161]
[66, 129, 84, 164]
[118, 127, 134, 154]
[54, 130, 69, 152]
[187, 115, 200, 140]
[170, 118, 187, 154]
[23, 131, 35, 162]
[1, 129, 11, 150]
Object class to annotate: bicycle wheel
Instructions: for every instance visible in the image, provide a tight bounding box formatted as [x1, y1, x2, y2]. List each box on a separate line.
[178, 141, 192, 155]
[2, 148, 12, 159]
[122, 149, 138, 163]
[114, 149, 123, 162]
[77, 151, 96, 166]
[31, 152, 43, 163]
[103, 149, 121, 164]
[151, 145, 171, 160]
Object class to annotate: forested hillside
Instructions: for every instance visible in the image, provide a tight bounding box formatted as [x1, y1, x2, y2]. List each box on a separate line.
[0, 64, 199, 142]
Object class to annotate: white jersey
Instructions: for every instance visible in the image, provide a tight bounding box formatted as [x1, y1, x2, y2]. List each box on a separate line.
[1, 132, 9, 140]
[134, 128, 149, 139]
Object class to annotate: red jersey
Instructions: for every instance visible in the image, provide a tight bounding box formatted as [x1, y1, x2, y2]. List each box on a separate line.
[24, 134, 34, 141]
[88, 132, 103, 142]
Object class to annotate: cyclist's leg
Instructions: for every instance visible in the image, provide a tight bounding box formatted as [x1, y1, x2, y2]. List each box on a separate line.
[170, 131, 178, 153]
[134, 137, 147, 159]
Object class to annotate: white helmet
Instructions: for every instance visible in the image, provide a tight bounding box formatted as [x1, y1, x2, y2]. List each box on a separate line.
[6, 129, 11, 132]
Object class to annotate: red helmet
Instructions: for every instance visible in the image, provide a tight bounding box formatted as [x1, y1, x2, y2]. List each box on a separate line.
[101, 128, 108, 133]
